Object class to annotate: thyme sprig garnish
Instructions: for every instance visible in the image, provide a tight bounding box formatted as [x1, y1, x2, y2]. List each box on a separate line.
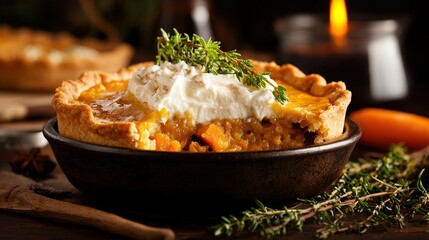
[212, 145, 429, 239]
[156, 28, 288, 104]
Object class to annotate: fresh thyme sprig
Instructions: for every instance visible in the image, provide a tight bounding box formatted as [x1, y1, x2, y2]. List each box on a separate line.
[212, 145, 429, 239]
[156, 28, 288, 104]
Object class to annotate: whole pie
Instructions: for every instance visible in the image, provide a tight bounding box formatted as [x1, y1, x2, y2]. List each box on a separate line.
[0, 25, 134, 91]
[52, 60, 351, 152]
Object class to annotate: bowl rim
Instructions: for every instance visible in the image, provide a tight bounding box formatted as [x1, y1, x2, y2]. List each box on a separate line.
[43, 117, 361, 160]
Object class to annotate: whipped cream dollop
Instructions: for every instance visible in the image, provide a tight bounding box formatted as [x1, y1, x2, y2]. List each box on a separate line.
[128, 61, 277, 124]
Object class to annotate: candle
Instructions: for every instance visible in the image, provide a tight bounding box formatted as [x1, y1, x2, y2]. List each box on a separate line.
[274, 0, 408, 111]
[330, 0, 348, 47]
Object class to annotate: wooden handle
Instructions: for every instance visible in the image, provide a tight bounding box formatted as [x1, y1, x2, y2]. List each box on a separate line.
[0, 185, 175, 240]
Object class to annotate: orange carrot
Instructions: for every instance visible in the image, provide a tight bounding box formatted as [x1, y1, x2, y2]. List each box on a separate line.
[349, 108, 429, 150]
[154, 132, 181, 151]
[199, 123, 229, 152]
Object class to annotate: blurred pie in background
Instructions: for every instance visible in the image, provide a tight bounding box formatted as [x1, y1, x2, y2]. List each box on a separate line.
[0, 25, 134, 92]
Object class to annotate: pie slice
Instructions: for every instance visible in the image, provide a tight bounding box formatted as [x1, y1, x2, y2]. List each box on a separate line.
[52, 60, 351, 152]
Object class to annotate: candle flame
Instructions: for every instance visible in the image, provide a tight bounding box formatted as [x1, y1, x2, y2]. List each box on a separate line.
[330, 0, 348, 47]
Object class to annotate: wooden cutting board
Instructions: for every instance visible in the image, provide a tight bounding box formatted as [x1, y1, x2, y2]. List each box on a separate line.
[0, 91, 54, 130]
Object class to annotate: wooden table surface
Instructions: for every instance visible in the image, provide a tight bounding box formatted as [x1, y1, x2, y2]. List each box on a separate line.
[1, 92, 429, 240]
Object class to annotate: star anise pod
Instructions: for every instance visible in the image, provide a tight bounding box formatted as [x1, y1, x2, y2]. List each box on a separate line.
[9, 147, 56, 179]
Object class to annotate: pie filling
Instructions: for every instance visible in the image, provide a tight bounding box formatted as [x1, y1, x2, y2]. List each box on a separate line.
[75, 77, 332, 152]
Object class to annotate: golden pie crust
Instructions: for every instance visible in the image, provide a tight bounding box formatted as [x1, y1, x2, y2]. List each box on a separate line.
[52, 60, 351, 152]
[0, 26, 134, 92]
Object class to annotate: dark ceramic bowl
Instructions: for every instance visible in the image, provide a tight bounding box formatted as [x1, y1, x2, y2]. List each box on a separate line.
[43, 117, 360, 214]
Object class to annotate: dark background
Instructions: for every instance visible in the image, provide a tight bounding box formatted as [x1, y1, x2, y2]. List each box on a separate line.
[1, 0, 428, 114]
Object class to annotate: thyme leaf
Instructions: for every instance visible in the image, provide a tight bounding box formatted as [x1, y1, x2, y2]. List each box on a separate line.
[212, 145, 429, 239]
[156, 28, 288, 104]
